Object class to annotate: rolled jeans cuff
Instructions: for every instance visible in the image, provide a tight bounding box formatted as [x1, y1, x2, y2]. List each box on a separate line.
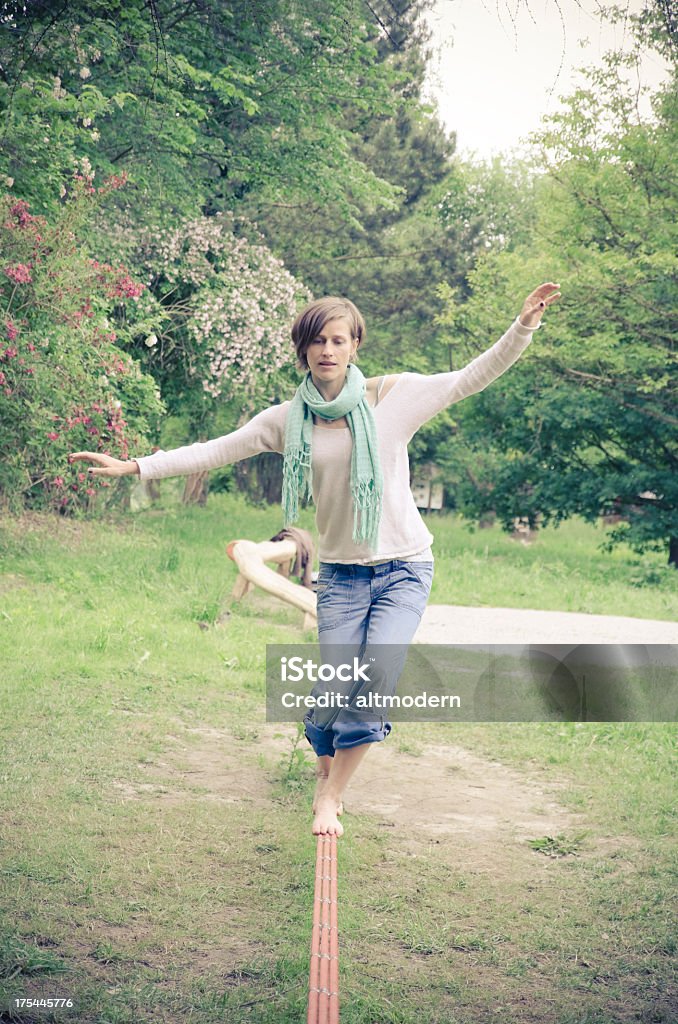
[304, 712, 392, 756]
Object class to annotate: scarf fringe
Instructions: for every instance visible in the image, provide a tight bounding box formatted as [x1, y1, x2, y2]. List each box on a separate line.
[282, 441, 312, 526]
[352, 478, 382, 548]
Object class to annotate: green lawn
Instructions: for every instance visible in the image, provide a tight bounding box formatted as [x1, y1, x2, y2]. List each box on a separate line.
[1, 494, 676, 1023]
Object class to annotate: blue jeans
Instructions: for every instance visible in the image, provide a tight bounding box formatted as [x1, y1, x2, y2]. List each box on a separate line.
[303, 559, 434, 757]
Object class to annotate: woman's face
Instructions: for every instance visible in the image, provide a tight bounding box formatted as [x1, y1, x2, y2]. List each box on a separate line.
[306, 317, 358, 389]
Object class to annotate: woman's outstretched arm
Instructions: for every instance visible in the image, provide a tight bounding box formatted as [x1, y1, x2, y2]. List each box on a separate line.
[386, 283, 561, 437]
[69, 402, 289, 480]
[443, 282, 561, 389]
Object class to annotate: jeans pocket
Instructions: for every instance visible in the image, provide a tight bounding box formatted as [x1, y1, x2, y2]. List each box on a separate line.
[315, 563, 338, 597]
[316, 567, 353, 631]
[399, 560, 434, 590]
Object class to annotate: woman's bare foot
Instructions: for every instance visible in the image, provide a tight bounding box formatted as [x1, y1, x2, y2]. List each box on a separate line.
[313, 775, 343, 816]
[312, 793, 344, 836]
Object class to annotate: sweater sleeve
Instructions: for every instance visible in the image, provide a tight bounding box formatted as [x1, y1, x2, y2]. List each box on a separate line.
[133, 402, 289, 481]
[390, 316, 538, 439]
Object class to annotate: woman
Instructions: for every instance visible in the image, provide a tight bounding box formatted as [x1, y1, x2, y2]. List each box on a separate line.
[70, 282, 561, 837]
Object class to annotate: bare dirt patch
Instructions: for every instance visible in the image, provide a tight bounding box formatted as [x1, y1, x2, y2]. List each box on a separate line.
[136, 719, 589, 874]
[345, 740, 586, 870]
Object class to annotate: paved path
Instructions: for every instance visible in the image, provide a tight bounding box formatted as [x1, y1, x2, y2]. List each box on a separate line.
[415, 604, 678, 645]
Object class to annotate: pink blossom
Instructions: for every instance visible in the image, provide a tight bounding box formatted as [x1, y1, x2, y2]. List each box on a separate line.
[98, 171, 128, 193]
[112, 274, 144, 299]
[10, 200, 31, 223]
[53, 476, 64, 487]
[5, 320, 18, 341]
[77, 472, 86, 482]
[46, 432, 59, 440]
[6, 200, 42, 231]
[73, 172, 95, 195]
[3, 263, 32, 284]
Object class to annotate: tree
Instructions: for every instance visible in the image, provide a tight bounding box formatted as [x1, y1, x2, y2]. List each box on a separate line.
[240, 2, 463, 376]
[0, 0, 406, 228]
[0, 0, 426, 507]
[433, 6, 677, 565]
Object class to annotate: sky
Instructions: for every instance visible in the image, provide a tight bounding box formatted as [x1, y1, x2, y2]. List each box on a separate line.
[421, 0, 672, 162]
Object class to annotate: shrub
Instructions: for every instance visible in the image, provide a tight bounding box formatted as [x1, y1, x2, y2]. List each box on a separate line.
[0, 171, 165, 515]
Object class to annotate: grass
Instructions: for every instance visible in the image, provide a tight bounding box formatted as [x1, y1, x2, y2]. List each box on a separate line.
[420, 510, 678, 620]
[0, 491, 676, 1023]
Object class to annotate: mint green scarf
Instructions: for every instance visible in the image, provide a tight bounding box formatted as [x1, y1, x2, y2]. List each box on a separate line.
[282, 363, 383, 549]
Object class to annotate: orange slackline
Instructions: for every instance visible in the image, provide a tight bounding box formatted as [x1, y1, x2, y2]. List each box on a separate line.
[307, 833, 339, 1024]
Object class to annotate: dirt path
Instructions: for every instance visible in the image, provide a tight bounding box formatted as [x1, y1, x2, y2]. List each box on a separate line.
[141, 598, 678, 860]
[416, 603, 678, 644]
[152, 720, 590, 876]
[341, 739, 581, 864]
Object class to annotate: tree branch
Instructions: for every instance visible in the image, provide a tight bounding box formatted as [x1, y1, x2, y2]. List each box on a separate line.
[562, 368, 678, 427]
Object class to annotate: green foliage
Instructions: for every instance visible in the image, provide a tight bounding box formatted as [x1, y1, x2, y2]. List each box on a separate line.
[277, 723, 316, 792]
[436, 155, 537, 262]
[528, 832, 589, 858]
[0, 0, 407, 230]
[0, 180, 164, 514]
[0, 1, 433, 494]
[433, 13, 678, 564]
[240, 11, 462, 375]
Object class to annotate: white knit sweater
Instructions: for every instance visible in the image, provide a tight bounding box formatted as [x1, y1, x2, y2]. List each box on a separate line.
[134, 316, 538, 563]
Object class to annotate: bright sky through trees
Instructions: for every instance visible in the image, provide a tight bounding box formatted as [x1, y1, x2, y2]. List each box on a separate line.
[422, 0, 672, 160]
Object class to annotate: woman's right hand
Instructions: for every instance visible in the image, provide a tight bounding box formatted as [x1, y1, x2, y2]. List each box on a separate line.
[68, 451, 140, 477]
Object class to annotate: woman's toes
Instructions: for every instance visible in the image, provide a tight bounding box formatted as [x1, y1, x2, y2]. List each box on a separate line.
[312, 815, 344, 837]
[312, 795, 344, 836]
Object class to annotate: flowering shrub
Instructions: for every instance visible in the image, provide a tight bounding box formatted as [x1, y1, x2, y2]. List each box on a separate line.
[132, 213, 312, 412]
[0, 176, 165, 515]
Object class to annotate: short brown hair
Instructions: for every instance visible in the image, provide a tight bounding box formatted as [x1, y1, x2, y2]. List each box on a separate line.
[291, 296, 366, 371]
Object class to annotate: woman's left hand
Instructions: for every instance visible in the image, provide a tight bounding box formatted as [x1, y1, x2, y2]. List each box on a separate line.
[519, 282, 561, 329]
